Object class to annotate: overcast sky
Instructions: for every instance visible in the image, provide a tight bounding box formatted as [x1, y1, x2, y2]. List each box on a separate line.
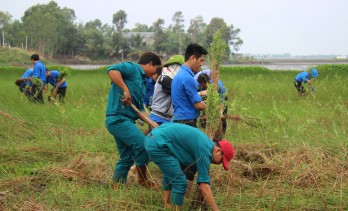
[2, 0, 348, 55]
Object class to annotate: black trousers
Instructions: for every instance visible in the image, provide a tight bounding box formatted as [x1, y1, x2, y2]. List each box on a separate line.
[294, 80, 305, 94]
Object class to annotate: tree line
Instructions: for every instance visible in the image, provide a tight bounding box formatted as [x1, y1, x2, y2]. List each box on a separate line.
[0, 1, 243, 61]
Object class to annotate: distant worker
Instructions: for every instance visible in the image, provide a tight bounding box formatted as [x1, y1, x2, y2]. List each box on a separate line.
[294, 68, 318, 95]
[144, 123, 235, 210]
[16, 68, 33, 93]
[149, 55, 185, 125]
[30, 54, 47, 103]
[45, 69, 68, 102]
[105, 52, 161, 189]
[15, 69, 34, 101]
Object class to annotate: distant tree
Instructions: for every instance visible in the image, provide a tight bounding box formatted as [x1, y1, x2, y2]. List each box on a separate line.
[172, 11, 185, 54]
[131, 23, 150, 32]
[21, 1, 76, 57]
[110, 31, 130, 61]
[206, 17, 243, 57]
[151, 18, 167, 54]
[0, 11, 12, 45]
[0, 11, 12, 28]
[3, 20, 26, 48]
[187, 15, 207, 45]
[112, 10, 127, 32]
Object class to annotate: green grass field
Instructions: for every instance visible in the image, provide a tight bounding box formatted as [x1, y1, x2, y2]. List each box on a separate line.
[0, 65, 347, 210]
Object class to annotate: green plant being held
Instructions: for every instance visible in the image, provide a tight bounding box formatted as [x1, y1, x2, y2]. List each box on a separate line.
[205, 28, 228, 139]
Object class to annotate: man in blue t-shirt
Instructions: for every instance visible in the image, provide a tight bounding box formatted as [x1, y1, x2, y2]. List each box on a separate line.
[105, 52, 161, 189]
[16, 69, 33, 92]
[45, 69, 68, 102]
[171, 43, 208, 198]
[294, 68, 318, 95]
[30, 54, 46, 103]
[144, 123, 234, 210]
[171, 43, 208, 127]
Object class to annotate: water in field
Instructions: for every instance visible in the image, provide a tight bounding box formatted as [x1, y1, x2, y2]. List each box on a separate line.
[68, 61, 348, 71]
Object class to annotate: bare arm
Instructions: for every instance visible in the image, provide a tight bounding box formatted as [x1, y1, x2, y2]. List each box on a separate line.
[194, 101, 207, 110]
[108, 70, 131, 104]
[129, 103, 158, 129]
[52, 78, 66, 98]
[199, 183, 219, 211]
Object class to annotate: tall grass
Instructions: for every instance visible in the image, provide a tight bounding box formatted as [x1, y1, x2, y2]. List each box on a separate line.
[0, 65, 347, 210]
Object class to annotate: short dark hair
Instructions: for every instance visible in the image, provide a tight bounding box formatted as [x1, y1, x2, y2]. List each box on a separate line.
[184, 43, 208, 61]
[197, 73, 210, 84]
[156, 67, 162, 75]
[31, 54, 40, 61]
[138, 52, 162, 66]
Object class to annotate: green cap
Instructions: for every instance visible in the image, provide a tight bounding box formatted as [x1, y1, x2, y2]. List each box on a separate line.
[163, 55, 184, 67]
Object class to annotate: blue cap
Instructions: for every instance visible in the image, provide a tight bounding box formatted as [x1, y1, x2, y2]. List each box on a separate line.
[312, 68, 318, 78]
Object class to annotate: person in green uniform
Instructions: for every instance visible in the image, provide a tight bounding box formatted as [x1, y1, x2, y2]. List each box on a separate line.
[144, 123, 235, 210]
[106, 52, 162, 189]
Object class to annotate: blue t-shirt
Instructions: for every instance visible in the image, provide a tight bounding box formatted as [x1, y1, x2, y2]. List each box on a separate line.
[46, 70, 67, 88]
[295, 71, 311, 83]
[144, 77, 155, 106]
[171, 65, 202, 120]
[21, 69, 33, 85]
[149, 123, 214, 184]
[105, 62, 146, 123]
[32, 61, 46, 83]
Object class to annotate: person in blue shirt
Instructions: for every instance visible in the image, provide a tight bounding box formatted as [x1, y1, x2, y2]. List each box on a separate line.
[171, 43, 208, 198]
[105, 52, 162, 189]
[30, 54, 46, 103]
[171, 43, 208, 127]
[196, 72, 228, 133]
[45, 69, 68, 102]
[143, 67, 161, 110]
[294, 68, 318, 95]
[16, 69, 33, 93]
[144, 123, 235, 210]
[15, 69, 35, 101]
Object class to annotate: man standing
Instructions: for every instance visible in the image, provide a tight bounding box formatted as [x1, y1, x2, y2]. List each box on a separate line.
[30, 54, 46, 103]
[45, 69, 68, 102]
[145, 123, 235, 210]
[171, 43, 208, 127]
[171, 44, 208, 194]
[105, 52, 161, 189]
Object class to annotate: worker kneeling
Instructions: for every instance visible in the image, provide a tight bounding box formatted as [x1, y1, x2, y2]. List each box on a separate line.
[144, 123, 234, 210]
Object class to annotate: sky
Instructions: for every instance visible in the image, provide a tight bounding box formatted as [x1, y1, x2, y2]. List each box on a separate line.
[1, 0, 348, 56]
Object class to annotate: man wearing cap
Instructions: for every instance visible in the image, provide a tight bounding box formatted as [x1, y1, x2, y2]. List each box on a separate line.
[294, 68, 319, 95]
[144, 123, 234, 210]
[149, 55, 184, 124]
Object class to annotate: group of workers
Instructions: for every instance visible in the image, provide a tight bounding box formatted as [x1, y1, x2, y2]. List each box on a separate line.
[105, 44, 235, 210]
[105, 42, 320, 210]
[14, 47, 318, 210]
[15, 54, 67, 103]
